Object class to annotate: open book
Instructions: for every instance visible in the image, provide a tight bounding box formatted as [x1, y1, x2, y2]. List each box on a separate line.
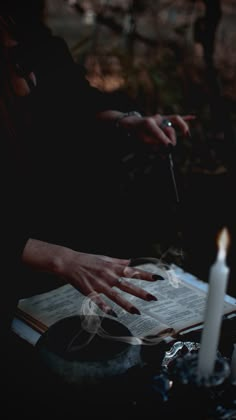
[13, 263, 236, 346]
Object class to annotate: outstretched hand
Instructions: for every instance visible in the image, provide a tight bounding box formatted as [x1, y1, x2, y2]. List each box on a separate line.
[119, 113, 196, 148]
[22, 239, 162, 317]
[60, 251, 160, 316]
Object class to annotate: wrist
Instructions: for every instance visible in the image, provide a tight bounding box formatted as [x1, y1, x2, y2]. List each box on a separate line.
[115, 111, 142, 128]
[115, 111, 142, 136]
[22, 238, 70, 277]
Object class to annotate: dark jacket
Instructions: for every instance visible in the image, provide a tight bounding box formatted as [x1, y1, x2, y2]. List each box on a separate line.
[1, 27, 132, 329]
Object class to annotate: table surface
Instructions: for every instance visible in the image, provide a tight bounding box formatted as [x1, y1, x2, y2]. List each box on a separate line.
[7, 263, 236, 418]
[4, 314, 236, 419]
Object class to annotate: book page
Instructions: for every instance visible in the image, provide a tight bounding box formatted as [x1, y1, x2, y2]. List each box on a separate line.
[17, 284, 88, 333]
[112, 263, 236, 333]
[16, 282, 170, 340]
[16, 263, 236, 342]
[94, 300, 171, 340]
[94, 262, 236, 337]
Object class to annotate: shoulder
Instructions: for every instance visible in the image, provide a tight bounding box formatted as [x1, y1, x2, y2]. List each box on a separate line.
[31, 29, 77, 84]
[36, 30, 74, 65]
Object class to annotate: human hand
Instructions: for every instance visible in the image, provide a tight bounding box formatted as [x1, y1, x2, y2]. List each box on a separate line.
[118, 112, 196, 149]
[23, 239, 162, 316]
[59, 250, 161, 316]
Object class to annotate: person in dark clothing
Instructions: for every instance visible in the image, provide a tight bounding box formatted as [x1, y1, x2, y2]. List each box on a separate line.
[0, 2, 197, 416]
[0, 0, 194, 337]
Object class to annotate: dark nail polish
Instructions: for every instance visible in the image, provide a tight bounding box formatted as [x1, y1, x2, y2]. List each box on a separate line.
[152, 274, 165, 281]
[130, 307, 141, 315]
[107, 309, 118, 318]
[147, 294, 158, 301]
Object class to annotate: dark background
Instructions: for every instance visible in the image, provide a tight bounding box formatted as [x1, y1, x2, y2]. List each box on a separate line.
[43, 1, 236, 296]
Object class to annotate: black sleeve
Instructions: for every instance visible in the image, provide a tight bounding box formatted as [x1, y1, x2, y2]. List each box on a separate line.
[32, 33, 141, 115]
[1, 147, 31, 267]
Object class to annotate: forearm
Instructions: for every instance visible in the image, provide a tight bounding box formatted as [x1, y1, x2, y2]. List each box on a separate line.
[96, 110, 193, 148]
[95, 110, 145, 147]
[96, 109, 142, 131]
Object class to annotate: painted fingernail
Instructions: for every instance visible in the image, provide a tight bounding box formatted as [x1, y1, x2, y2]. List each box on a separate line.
[107, 309, 118, 318]
[130, 307, 141, 315]
[147, 294, 158, 301]
[152, 274, 165, 281]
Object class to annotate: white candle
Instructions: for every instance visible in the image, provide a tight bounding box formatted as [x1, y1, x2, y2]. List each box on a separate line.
[230, 344, 236, 384]
[197, 228, 230, 380]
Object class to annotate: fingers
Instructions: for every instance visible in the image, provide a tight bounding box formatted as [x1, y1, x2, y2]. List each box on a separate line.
[71, 267, 138, 316]
[70, 254, 164, 317]
[159, 123, 176, 145]
[115, 279, 158, 302]
[182, 115, 197, 121]
[122, 265, 160, 281]
[99, 283, 141, 315]
[140, 117, 173, 147]
[166, 114, 196, 136]
[89, 293, 118, 317]
[99, 255, 130, 265]
[89, 289, 141, 318]
[96, 267, 161, 315]
[138, 113, 195, 148]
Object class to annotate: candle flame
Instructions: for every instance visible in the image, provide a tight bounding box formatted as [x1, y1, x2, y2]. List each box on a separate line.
[217, 227, 230, 257]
